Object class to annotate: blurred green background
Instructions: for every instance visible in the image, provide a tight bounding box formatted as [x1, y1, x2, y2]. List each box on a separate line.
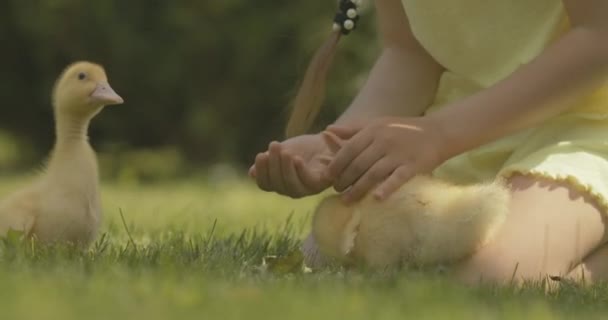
[0, 0, 378, 180]
[2, 4, 608, 317]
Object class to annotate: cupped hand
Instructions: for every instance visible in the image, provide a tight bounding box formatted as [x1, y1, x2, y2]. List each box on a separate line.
[250, 134, 336, 198]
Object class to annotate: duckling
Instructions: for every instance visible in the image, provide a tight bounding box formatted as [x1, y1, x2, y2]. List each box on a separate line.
[312, 175, 510, 269]
[0, 61, 123, 245]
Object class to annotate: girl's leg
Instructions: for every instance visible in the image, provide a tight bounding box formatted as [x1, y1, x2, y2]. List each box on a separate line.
[454, 174, 608, 284]
[567, 242, 608, 283]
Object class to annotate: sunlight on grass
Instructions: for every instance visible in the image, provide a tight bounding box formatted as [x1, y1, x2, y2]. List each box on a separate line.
[0, 175, 606, 319]
[0, 174, 324, 237]
[0, 272, 564, 320]
[101, 178, 323, 236]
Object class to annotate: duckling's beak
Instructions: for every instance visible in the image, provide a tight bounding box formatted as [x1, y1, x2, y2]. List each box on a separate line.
[90, 82, 124, 106]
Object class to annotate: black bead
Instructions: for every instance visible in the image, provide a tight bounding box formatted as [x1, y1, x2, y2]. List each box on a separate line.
[339, 0, 357, 13]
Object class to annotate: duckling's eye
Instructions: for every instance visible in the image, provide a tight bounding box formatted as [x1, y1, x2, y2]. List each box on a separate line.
[78, 72, 87, 80]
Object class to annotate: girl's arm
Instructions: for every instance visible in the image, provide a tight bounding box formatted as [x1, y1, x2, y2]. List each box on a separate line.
[432, 0, 608, 162]
[325, 1, 608, 202]
[336, 0, 444, 126]
[252, 0, 442, 198]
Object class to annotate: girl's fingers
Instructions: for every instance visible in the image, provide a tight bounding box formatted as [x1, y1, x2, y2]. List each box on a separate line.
[341, 158, 394, 203]
[268, 142, 287, 193]
[327, 131, 373, 181]
[333, 143, 384, 192]
[248, 164, 256, 178]
[321, 131, 344, 154]
[254, 152, 271, 191]
[294, 157, 326, 192]
[326, 124, 361, 139]
[373, 166, 414, 201]
[280, 151, 309, 197]
[316, 154, 334, 166]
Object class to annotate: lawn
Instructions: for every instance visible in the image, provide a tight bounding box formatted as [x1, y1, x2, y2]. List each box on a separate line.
[0, 174, 606, 319]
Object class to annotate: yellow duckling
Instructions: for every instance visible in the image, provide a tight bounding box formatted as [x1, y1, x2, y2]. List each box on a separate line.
[312, 176, 510, 269]
[0, 62, 123, 245]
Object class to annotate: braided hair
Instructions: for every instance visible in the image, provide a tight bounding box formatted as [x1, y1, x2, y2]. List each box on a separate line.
[285, 0, 362, 138]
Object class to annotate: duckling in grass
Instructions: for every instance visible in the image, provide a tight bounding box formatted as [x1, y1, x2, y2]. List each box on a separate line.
[312, 175, 510, 270]
[0, 62, 123, 245]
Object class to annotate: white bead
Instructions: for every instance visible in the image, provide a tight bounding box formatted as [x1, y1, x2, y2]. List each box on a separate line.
[332, 23, 341, 32]
[343, 19, 355, 30]
[347, 8, 357, 19]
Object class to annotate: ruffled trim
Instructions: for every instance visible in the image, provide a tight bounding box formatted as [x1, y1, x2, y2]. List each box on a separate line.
[500, 168, 608, 215]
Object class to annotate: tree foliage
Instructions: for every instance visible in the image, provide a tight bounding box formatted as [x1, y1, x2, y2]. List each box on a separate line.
[0, 0, 378, 168]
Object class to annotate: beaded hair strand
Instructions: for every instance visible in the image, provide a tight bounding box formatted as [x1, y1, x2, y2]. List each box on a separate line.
[285, 0, 362, 138]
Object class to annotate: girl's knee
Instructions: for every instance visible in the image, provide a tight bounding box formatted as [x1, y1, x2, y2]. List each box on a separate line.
[453, 245, 569, 285]
[566, 243, 608, 283]
[453, 175, 607, 285]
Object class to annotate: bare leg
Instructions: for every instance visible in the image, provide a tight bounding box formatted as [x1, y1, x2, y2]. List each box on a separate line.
[454, 174, 608, 285]
[567, 242, 608, 283]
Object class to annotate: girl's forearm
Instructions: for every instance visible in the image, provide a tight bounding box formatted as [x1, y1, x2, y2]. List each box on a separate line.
[336, 45, 444, 127]
[429, 27, 608, 161]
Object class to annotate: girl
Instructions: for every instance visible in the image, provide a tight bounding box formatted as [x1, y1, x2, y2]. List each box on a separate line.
[250, 0, 608, 284]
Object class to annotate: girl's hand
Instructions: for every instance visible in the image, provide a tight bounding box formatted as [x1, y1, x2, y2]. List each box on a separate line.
[324, 117, 447, 203]
[249, 134, 334, 198]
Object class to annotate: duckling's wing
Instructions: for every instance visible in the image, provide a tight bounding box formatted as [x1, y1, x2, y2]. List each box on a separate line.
[0, 211, 35, 237]
[0, 191, 37, 238]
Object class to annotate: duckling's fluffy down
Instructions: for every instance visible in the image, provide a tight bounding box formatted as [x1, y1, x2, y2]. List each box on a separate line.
[0, 61, 122, 245]
[312, 175, 510, 269]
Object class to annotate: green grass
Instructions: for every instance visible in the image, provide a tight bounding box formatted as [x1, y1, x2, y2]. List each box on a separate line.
[0, 175, 607, 319]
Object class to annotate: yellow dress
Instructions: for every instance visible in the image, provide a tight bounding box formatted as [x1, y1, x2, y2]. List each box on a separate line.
[400, 0, 608, 211]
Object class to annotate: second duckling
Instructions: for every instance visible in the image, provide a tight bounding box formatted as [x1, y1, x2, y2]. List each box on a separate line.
[312, 175, 510, 269]
[0, 61, 123, 245]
